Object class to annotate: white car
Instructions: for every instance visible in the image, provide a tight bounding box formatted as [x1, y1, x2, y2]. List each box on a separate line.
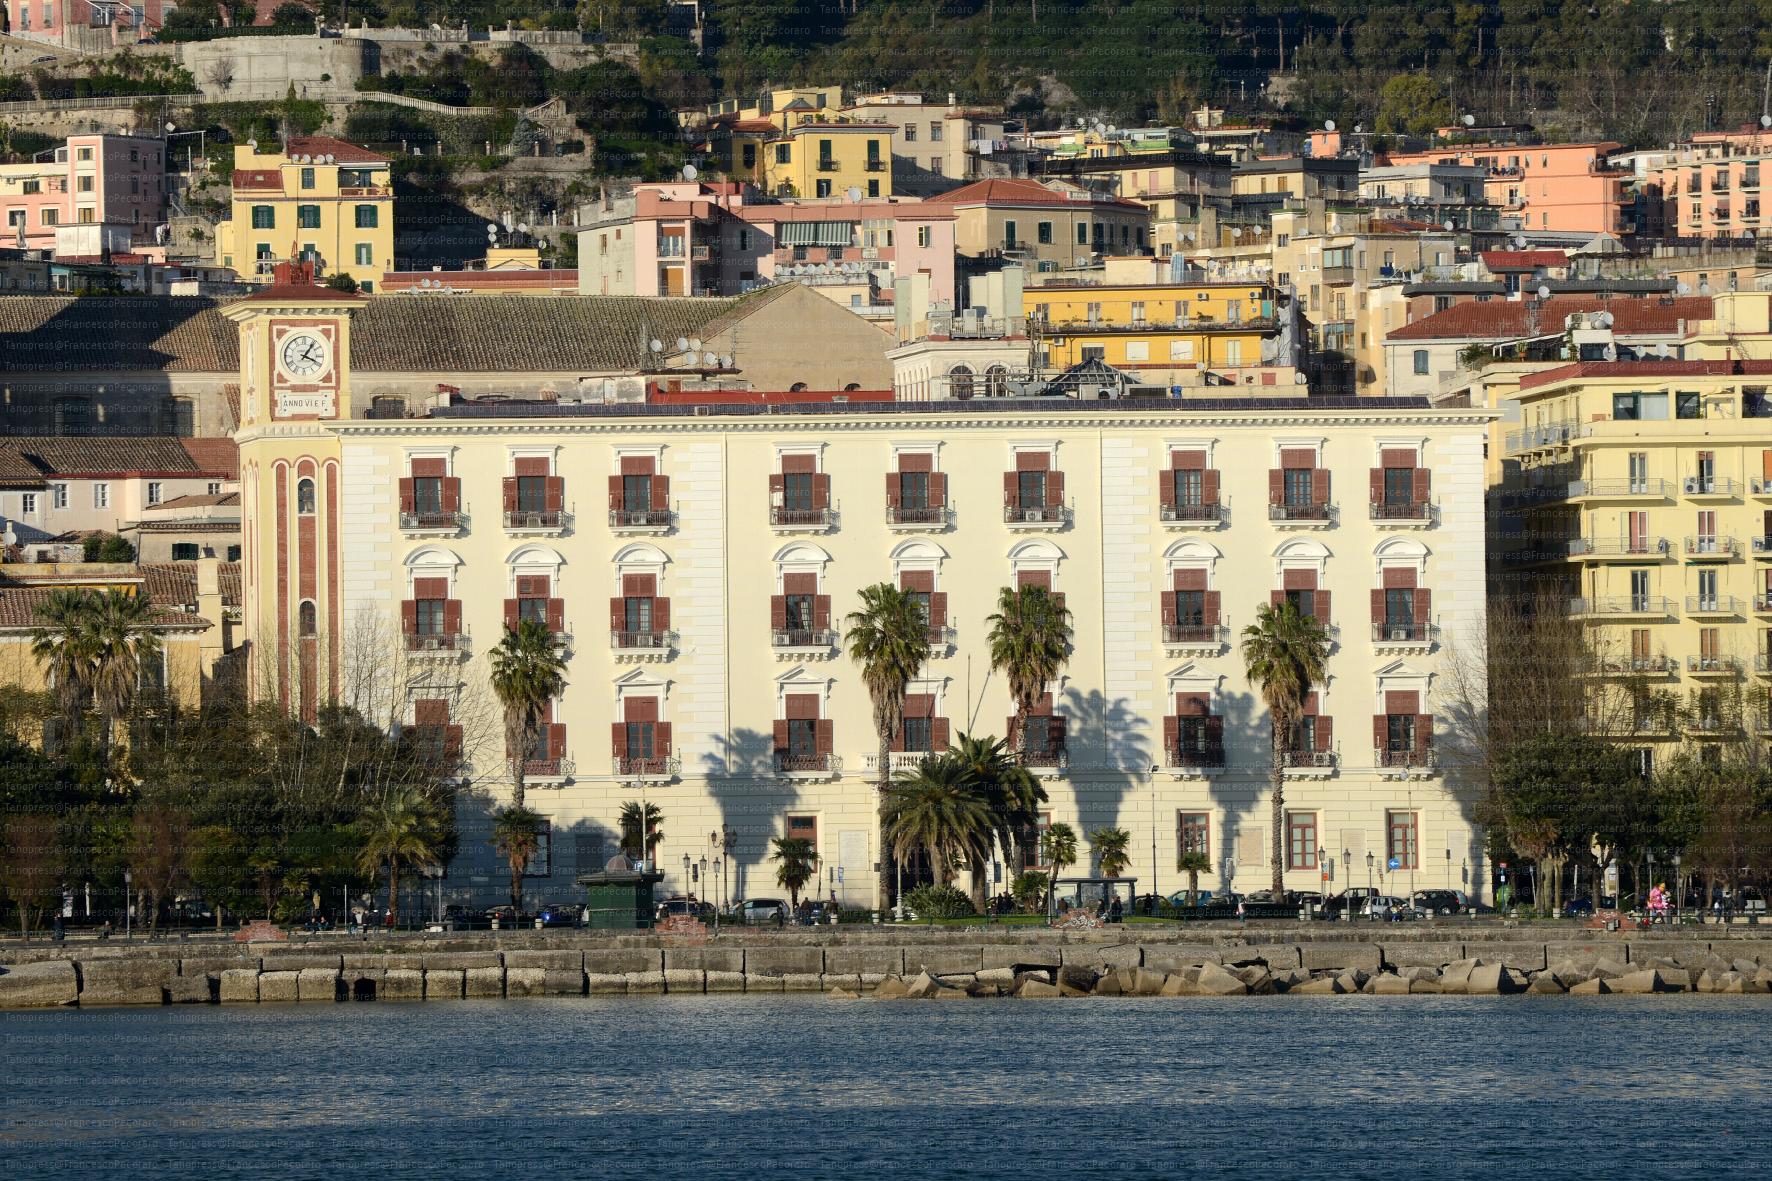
[1362, 895, 1419, 921]
[738, 898, 788, 924]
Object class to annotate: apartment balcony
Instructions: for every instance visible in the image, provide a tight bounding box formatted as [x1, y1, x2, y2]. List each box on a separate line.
[1753, 479, 1772, 500]
[771, 506, 838, 534]
[1004, 503, 1071, 530]
[1751, 536, 1772, 558]
[1755, 594, 1772, 614]
[504, 509, 571, 536]
[1580, 655, 1675, 678]
[1163, 623, 1229, 656]
[405, 631, 470, 660]
[1021, 746, 1070, 779]
[1567, 536, 1671, 560]
[1161, 502, 1227, 530]
[1163, 745, 1227, 778]
[1568, 478, 1674, 502]
[1567, 596, 1673, 619]
[772, 628, 840, 659]
[1376, 747, 1438, 779]
[1268, 501, 1336, 529]
[1683, 476, 1741, 499]
[612, 754, 681, 784]
[862, 751, 939, 775]
[1322, 265, 1355, 286]
[339, 185, 394, 198]
[864, 159, 888, 172]
[1369, 499, 1436, 529]
[1372, 621, 1438, 652]
[925, 624, 957, 655]
[521, 757, 575, 785]
[885, 505, 953, 532]
[1685, 595, 1744, 617]
[1282, 749, 1338, 779]
[1743, 172, 1761, 190]
[609, 507, 674, 534]
[399, 510, 466, 537]
[1504, 421, 1577, 454]
[1688, 716, 1735, 737]
[1684, 535, 1738, 560]
[774, 751, 842, 780]
[816, 159, 840, 172]
[611, 629, 677, 663]
[1686, 655, 1741, 677]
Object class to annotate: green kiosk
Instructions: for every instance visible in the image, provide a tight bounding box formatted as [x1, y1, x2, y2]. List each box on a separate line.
[577, 856, 665, 930]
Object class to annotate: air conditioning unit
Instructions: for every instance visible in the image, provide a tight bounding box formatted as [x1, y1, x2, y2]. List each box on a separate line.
[1387, 626, 1411, 641]
[1684, 477, 1700, 493]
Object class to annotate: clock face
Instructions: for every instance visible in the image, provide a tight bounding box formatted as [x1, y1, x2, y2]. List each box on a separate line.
[279, 332, 330, 379]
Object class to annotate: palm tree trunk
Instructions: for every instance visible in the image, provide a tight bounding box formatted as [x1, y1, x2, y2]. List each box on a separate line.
[387, 857, 399, 929]
[510, 754, 527, 812]
[1269, 720, 1286, 895]
[876, 725, 892, 911]
[968, 856, 987, 913]
[511, 857, 523, 913]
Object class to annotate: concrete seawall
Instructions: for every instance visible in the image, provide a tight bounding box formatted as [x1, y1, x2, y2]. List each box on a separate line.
[5, 928, 1772, 1008]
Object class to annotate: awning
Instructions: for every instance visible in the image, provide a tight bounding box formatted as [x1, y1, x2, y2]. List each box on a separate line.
[779, 221, 854, 247]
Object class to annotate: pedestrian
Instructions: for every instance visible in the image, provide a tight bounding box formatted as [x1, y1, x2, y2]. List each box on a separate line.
[1108, 894, 1123, 923]
[1236, 898, 1247, 924]
[100, 919, 112, 940]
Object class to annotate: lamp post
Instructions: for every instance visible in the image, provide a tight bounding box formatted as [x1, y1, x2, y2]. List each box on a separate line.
[123, 869, 132, 941]
[1315, 845, 1327, 919]
[682, 854, 692, 910]
[1672, 852, 1682, 923]
[1149, 763, 1160, 902]
[1646, 850, 1656, 917]
[165, 122, 206, 172]
[1341, 849, 1352, 922]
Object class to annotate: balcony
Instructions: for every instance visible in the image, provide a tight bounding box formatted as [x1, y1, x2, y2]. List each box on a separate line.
[521, 757, 575, 785]
[399, 510, 466, 537]
[612, 629, 677, 662]
[925, 624, 957, 654]
[1686, 655, 1741, 677]
[1684, 535, 1737, 560]
[1581, 656, 1675, 677]
[1322, 265, 1355, 286]
[1752, 536, 1772, 558]
[1750, 478, 1772, 499]
[1376, 747, 1438, 779]
[1163, 623, 1229, 656]
[816, 159, 839, 172]
[886, 505, 953, 532]
[339, 184, 393, 198]
[863, 751, 939, 775]
[690, 244, 713, 262]
[774, 751, 842, 779]
[1369, 499, 1436, 528]
[1568, 478, 1674, 502]
[864, 159, 888, 172]
[1504, 421, 1577, 454]
[770, 506, 838, 534]
[1004, 503, 1071, 530]
[405, 631, 470, 660]
[609, 507, 673, 534]
[1021, 746, 1070, 779]
[1756, 595, 1772, 614]
[772, 628, 839, 659]
[1163, 745, 1227, 778]
[1268, 501, 1336, 529]
[1688, 716, 1734, 736]
[1685, 595, 1744, 617]
[1684, 476, 1741, 499]
[1161, 502, 1226, 529]
[1282, 749, 1338, 779]
[504, 509, 570, 536]
[612, 754, 681, 783]
[1372, 621, 1438, 652]
[1567, 537, 1671, 560]
[1567, 596, 1673, 619]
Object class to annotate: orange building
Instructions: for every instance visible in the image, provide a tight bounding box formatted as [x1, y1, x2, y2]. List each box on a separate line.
[1384, 143, 1628, 235]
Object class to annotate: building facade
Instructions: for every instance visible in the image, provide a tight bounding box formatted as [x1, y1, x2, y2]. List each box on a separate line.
[215, 136, 394, 289]
[0, 134, 167, 252]
[228, 275, 1493, 911]
[925, 178, 1153, 269]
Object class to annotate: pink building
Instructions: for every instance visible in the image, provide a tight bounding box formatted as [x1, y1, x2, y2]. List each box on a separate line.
[1651, 128, 1772, 240]
[5, 0, 170, 48]
[577, 181, 957, 307]
[0, 134, 167, 252]
[1383, 142, 1628, 235]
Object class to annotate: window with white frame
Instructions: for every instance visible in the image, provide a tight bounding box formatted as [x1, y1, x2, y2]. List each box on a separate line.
[93, 483, 109, 509]
[52, 484, 68, 509]
[147, 481, 163, 506]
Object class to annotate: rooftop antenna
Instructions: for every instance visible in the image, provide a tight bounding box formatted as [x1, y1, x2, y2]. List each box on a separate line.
[1537, 284, 1551, 300]
[846, 185, 862, 202]
[682, 164, 699, 181]
[1462, 113, 1476, 127]
[1324, 119, 1336, 132]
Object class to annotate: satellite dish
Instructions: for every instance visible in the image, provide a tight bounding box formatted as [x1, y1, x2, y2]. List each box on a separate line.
[247, 139, 257, 149]
[721, 355, 734, 368]
[1444, 221, 1455, 232]
[649, 339, 663, 352]
[689, 338, 702, 351]
[676, 336, 689, 352]
[518, 223, 530, 234]
[682, 164, 698, 181]
[1231, 227, 1242, 238]
[1107, 124, 1117, 134]
[846, 186, 862, 202]
[1324, 119, 1336, 132]
[1294, 372, 1308, 384]
[1762, 115, 1771, 129]
[1656, 342, 1671, 358]
[1599, 311, 1613, 328]
[1354, 123, 1364, 134]
[1676, 281, 1691, 295]
[1462, 114, 1476, 127]
[1537, 284, 1551, 300]
[704, 351, 719, 366]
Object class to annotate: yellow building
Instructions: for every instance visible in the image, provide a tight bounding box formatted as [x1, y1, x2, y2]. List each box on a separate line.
[695, 88, 893, 199]
[216, 136, 395, 292]
[1502, 359, 1772, 758]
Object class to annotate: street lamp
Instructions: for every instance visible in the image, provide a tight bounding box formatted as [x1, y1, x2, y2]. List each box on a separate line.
[165, 121, 206, 173]
[682, 853, 692, 904]
[1672, 852, 1682, 923]
[1341, 849, 1352, 922]
[1314, 845, 1327, 919]
[123, 869, 133, 941]
[1149, 764, 1159, 902]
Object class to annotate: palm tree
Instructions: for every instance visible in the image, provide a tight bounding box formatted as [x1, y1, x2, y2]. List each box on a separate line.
[771, 836, 817, 907]
[355, 786, 445, 929]
[950, 731, 1048, 910]
[845, 582, 930, 907]
[881, 754, 994, 889]
[31, 587, 96, 742]
[1240, 599, 1331, 895]
[490, 805, 545, 913]
[487, 618, 568, 811]
[86, 588, 163, 751]
[1090, 826, 1132, 877]
[618, 800, 664, 864]
[1177, 850, 1212, 906]
[1039, 821, 1078, 914]
[986, 585, 1072, 765]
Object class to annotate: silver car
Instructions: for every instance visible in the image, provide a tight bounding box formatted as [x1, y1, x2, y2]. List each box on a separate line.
[739, 898, 788, 924]
[1362, 894, 1419, 921]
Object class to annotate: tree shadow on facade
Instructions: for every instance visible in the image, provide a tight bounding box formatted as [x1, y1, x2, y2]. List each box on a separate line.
[701, 727, 799, 906]
[1060, 686, 1151, 875]
[1206, 687, 1268, 892]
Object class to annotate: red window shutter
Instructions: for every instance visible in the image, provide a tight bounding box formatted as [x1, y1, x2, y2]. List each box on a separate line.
[811, 474, 831, 509]
[1282, 569, 1315, 591]
[1380, 449, 1416, 468]
[548, 723, 566, 759]
[1310, 468, 1330, 504]
[773, 719, 789, 750]
[1036, 692, 1054, 714]
[1177, 692, 1209, 717]
[608, 474, 623, 509]
[398, 477, 415, 513]
[1385, 690, 1420, 714]
[1371, 588, 1385, 623]
[441, 477, 460, 513]
[928, 592, 947, 627]
[769, 473, 785, 501]
[1413, 588, 1431, 623]
[622, 574, 656, 597]
[655, 722, 672, 756]
[771, 594, 787, 628]
[414, 577, 448, 598]
[443, 600, 461, 636]
[1003, 470, 1018, 506]
[1018, 570, 1051, 590]
[1268, 469, 1283, 503]
[1415, 715, 1433, 749]
[1173, 449, 1206, 469]
[1316, 717, 1333, 752]
[815, 719, 833, 753]
[1163, 715, 1178, 753]
[1383, 567, 1416, 589]
[1047, 716, 1066, 748]
[609, 596, 624, 632]
[928, 472, 947, 506]
[611, 722, 628, 758]
[1413, 467, 1431, 502]
[1301, 692, 1318, 715]
[444, 725, 463, 759]
[502, 477, 518, 512]
[1047, 470, 1064, 506]
[1315, 590, 1330, 622]
[1204, 716, 1224, 746]
[1373, 715, 1387, 749]
[1175, 569, 1207, 591]
[885, 472, 901, 506]
[932, 717, 950, 750]
[620, 455, 655, 476]
[545, 476, 564, 513]
[900, 570, 934, 592]
[781, 454, 816, 474]
[546, 597, 564, 633]
[504, 598, 519, 629]
[1280, 448, 1315, 468]
[514, 458, 550, 477]
[653, 597, 670, 630]
[1270, 590, 1283, 609]
[625, 696, 659, 723]
[1369, 468, 1383, 504]
[652, 475, 670, 511]
[1203, 592, 1220, 625]
[401, 600, 417, 634]
[411, 459, 446, 477]
[813, 595, 831, 630]
[1160, 591, 1177, 624]
[899, 452, 934, 473]
[1159, 469, 1176, 507]
[784, 573, 816, 595]
[1202, 470, 1220, 504]
[414, 698, 449, 725]
[1016, 451, 1050, 472]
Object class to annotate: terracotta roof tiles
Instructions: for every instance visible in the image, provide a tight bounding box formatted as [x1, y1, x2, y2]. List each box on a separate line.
[1, 437, 216, 477]
[1387, 295, 1711, 342]
[1518, 358, 1772, 390]
[924, 177, 1147, 211]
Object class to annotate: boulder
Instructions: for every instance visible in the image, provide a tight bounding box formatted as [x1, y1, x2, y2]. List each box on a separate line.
[1370, 973, 1410, 995]
[828, 987, 861, 1000]
[1547, 959, 1592, 986]
[933, 986, 974, 1000]
[1059, 983, 1093, 998]
[1057, 965, 1101, 992]
[166, 974, 214, 1004]
[1017, 979, 1063, 998]
[1702, 971, 1737, 993]
[425, 969, 465, 1000]
[1401, 966, 1442, 983]
[873, 977, 911, 1000]
[1591, 957, 1630, 980]
[1407, 978, 1443, 993]
[1526, 974, 1566, 994]
[904, 971, 949, 999]
[1289, 977, 1342, 995]
[626, 971, 666, 995]
[218, 968, 261, 1003]
[258, 970, 300, 1002]
[587, 973, 628, 996]
[935, 973, 978, 990]
[542, 969, 586, 996]
[663, 969, 705, 995]
[79, 959, 173, 1006]
[1335, 969, 1370, 993]
[1757, 967, 1772, 990]
[1569, 977, 1611, 995]
[1092, 973, 1124, 997]
[379, 969, 424, 1001]
[1732, 958, 1761, 977]
[1130, 967, 1170, 996]
[976, 966, 1018, 987]
[505, 968, 547, 998]
[0, 961, 79, 1008]
[1231, 965, 1276, 994]
[1611, 968, 1671, 994]
[1158, 971, 1198, 996]
[1466, 963, 1524, 995]
[704, 971, 745, 993]
[1736, 974, 1770, 994]
[1011, 970, 1055, 991]
[822, 974, 862, 993]
[1195, 963, 1249, 996]
[1439, 959, 1479, 993]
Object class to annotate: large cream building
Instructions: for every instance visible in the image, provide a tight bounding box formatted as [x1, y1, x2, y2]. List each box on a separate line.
[228, 268, 1495, 911]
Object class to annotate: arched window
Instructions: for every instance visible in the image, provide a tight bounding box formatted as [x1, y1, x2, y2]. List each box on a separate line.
[948, 365, 974, 400]
[789, 382, 809, 392]
[985, 365, 1008, 398]
[298, 600, 317, 635]
[296, 478, 316, 514]
[843, 383, 861, 392]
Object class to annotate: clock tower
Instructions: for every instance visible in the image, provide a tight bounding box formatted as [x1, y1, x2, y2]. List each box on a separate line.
[224, 261, 367, 715]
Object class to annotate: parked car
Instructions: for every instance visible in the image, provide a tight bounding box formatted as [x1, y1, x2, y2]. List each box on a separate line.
[738, 898, 788, 925]
[536, 902, 582, 928]
[1321, 887, 1378, 918]
[439, 904, 492, 930]
[1411, 889, 1464, 916]
[484, 904, 533, 926]
[1362, 894, 1420, 921]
